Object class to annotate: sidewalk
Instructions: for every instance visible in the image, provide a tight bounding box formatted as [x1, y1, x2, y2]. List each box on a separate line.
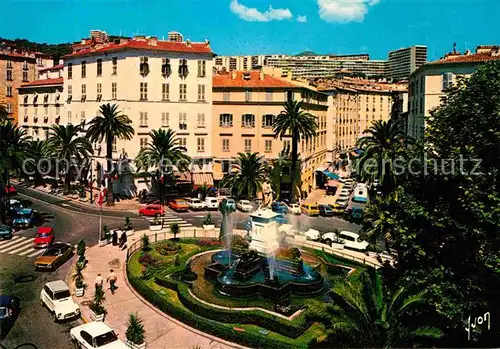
[70, 229, 244, 349]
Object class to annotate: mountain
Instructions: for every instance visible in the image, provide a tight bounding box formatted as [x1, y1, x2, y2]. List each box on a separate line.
[0, 37, 72, 61]
[295, 51, 320, 56]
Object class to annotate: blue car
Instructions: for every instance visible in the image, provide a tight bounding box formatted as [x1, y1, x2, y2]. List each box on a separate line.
[271, 201, 288, 214]
[12, 208, 36, 229]
[275, 214, 290, 225]
[0, 224, 13, 240]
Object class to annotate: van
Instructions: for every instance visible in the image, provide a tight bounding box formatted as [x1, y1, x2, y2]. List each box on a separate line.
[301, 203, 320, 216]
[205, 197, 219, 210]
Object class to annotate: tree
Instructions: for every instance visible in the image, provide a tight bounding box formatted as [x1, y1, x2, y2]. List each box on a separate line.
[170, 223, 180, 240]
[359, 195, 396, 246]
[307, 269, 442, 348]
[269, 150, 301, 201]
[221, 152, 269, 199]
[23, 140, 47, 186]
[44, 124, 93, 194]
[86, 103, 134, 206]
[135, 128, 191, 203]
[0, 121, 31, 223]
[273, 100, 317, 203]
[0, 106, 8, 123]
[356, 119, 410, 198]
[380, 61, 500, 346]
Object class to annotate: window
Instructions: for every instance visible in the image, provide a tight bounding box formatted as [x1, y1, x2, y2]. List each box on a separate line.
[6, 86, 12, 97]
[242, 114, 255, 127]
[178, 137, 187, 148]
[68, 110, 72, 124]
[179, 112, 187, 130]
[140, 57, 149, 75]
[22, 71, 29, 82]
[161, 112, 169, 127]
[112, 57, 117, 75]
[283, 140, 291, 152]
[6, 60, 12, 68]
[222, 160, 231, 173]
[219, 113, 233, 127]
[81, 61, 86, 78]
[179, 59, 188, 78]
[197, 113, 205, 127]
[34, 107, 38, 117]
[198, 84, 205, 101]
[442, 72, 454, 90]
[223, 91, 230, 102]
[97, 83, 102, 101]
[286, 90, 294, 101]
[197, 60, 206, 77]
[162, 83, 169, 101]
[67, 63, 72, 79]
[80, 111, 85, 123]
[96, 59, 102, 76]
[139, 112, 148, 127]
[222, 139, 229, 152]
[23, 61, 28, 70]
[265, 140, 272, 153]
[112, 138, 117, 152]
[6, 69, 12, 81]
[266, 91, 273, 102]
[81, 84, 86, 101]
[67, 85, 72, 102]
[245, 90, 252, 102]
[24, 107, 27, 116]
[55, 105, 60, 115]
[197, 138, 205, 152]
[140, 137, 148, 150]
[140, 82, 148, 100]
[179, 84, 187, 101]
[112, 82, 117, 100]
[262, 114, 274, 127]
[244, 139, 252, 152]
[161, 58, 171, 76]
[5, 103, 12, 113]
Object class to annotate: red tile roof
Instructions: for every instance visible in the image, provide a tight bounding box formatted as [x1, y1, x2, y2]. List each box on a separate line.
[0, 51, 37, 60]
[20, 77, 63, 87]
[213, 71, 299, 88]
[64, 38, 213, 58]
[38, 64, 63, 72]
[428, 53, 500, 65]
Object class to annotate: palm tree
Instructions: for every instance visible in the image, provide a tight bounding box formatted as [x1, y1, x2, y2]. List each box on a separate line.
[44, 124, 93, 194]
[0, 121, 31, 222]
[0, 106, 8, 123]
[86, 103, 135, 206]
[273, 100, 317, 203]
[221, 152, 269, 199]
[359, 196, 396, 247]
[24, 140, 47, 186]
[135, 128, 191, 204]
[307, 269, 442, 348]
[356, 119, 410, 197]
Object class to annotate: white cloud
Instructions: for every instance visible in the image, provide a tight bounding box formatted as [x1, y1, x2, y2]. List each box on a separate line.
[297, 15, 307, 23]
[317, 0, 380, 23]
[229, 0, 293, 22]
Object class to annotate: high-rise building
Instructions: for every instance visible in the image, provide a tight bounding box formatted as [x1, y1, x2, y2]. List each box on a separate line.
[388, 46, 427, 82]
[90, 29, 109, 43]
[168, 31, 184, 42]
[407, 45, 500, 140]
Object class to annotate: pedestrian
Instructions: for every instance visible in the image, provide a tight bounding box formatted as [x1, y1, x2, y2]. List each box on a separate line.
[120, 231, 127, 250]
[107, 269, 118, 294]
[94, 273, 103, 290]
[112, 230, 118, 246]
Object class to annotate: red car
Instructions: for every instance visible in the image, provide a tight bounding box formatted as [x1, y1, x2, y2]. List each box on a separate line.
[33, 227, 55, 249]
[4, 185, 16, 194]
[138, 204, 164, 217]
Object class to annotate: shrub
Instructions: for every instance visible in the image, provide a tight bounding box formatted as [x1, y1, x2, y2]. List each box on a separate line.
[72, 264, 86, 289]
[197, 239, 222, 248]
[170, 223, 180, 239]
[155, 240, 180, 256]
[126, 313, 145, 345]
[202, 213, 213, 226]
[174, 254, 181, 266]
[77, 239, 86, 256]
[90, 286, 106, 315]
[141, 234, 150, 252]
[138, 253, 160, 268]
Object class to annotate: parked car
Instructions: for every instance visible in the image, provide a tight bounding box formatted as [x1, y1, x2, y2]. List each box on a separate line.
[326, 185, 337, 196]
[319, 204, 334, 217]
[70, 322, 128, 349]
[0, 295, 20, 339]
[301, 203, 320, 216]
[12, 208, 36, 229]
[338, 231, 369, 251]
[0, 224, 13, 240]
[139, 194, 159, 204]
[187, 198, 206, 211]
[205, 197, 219, 210]
[4, 185, 16, 195]
[304, 228, 320, 241]
[169, 199, 189, 212]
[225, 198, 236, 210]
[337, 193, 350, 201]
[40, 280, 80, 322]
[34, 242, 73, 271]
[275, 214, 290, 225]
[138, 204, 164, 217]
[271, 201, 288, 214]
[321, 232, 345, 246]
[33, 226, 55, 249]
[287, 203, 301, 215]
[236, 200, 253, 212]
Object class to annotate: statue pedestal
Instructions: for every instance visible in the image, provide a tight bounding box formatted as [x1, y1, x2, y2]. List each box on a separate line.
[249, 209, 280, 255]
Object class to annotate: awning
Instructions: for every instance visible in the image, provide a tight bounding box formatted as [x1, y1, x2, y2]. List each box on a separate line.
[173, 172, 191, 182]
[192, 173, 214, 186]
[315, 165, 329, 172]
[213, 172, 224, 181]
[327, 180, 339, 187]
[324, 170, 339, 180]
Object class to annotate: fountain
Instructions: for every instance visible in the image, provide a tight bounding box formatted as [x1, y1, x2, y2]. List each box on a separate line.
[204, 208, 323, 299]
[218, 199, 236, 265]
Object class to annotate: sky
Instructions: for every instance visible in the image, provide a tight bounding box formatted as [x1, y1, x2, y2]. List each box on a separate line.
[0, 0, 499, 60]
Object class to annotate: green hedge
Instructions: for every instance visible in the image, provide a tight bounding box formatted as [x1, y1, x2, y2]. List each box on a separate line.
[154, 274, 310, 338]
[128, 271, 309, 348]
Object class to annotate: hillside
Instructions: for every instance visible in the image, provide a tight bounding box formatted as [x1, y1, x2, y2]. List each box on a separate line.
[0, 37, 72, 61]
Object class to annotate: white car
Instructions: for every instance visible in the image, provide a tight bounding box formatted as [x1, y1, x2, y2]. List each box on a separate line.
[40, 280, 80, 321]
[187, 198, 205, 210]
[339, 231, 369, 251]
[236, 200, 253, 212]
[304, 228, 321, 241]
[321, 232, 345, 246]
[338, 193, 350, 201]
[287, 204, 301, 215]
[205, 197, 218, 210]
[70, 322, 128, 348]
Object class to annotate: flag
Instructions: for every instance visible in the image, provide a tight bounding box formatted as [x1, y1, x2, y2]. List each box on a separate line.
[98, 188, 107, 207]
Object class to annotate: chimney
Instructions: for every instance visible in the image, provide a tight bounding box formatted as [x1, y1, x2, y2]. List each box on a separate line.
[134, 35, 146, 41]
[186, 39, 191, 47]
[464, 49, 471, 56]
[259, 71, 264, 80]
[148, 36, 158, 46]
[231, 71, 236, 79]
[205, 39, 210, 46]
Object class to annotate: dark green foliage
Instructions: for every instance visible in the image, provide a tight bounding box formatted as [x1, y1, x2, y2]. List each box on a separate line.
[126, 313, 145, 345]
[141, 234, 150, 252]
[221, 152, 269, 199]
[90, 286, 106, 315]
[0, 37, 72, 61]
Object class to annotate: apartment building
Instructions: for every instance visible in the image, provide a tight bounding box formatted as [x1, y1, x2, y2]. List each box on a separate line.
[62, 33, 215, 188]
[212, 70, 329, 200]
[0, 46, 38, 122]
[18, 65, 64, 140]
[388, 46, 427, 82]
[214, 55, 267, 71]
[407, 45, 500, 140]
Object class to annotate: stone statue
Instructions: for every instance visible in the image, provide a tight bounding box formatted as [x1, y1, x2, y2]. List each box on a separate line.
[261, 182, 273, 208]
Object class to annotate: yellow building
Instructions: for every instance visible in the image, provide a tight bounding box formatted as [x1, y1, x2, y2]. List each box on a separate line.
[212, 70, 329, 200]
